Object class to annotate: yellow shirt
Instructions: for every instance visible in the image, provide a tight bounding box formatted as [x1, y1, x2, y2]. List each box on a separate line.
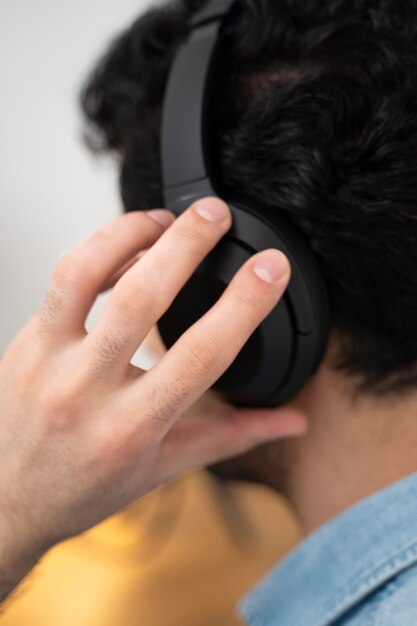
[0, 471, 299, 626]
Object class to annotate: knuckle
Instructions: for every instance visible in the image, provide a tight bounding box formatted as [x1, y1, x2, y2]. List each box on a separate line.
[233, 285, 263, 312]
[51, 254, 94, 291]
[39, 386, 84, 431]
[174, 219, 204, 247]
[92, 421, 154, 473]
[88, 225, 111, 245]
[111, 279, 156, 324]
[37, 365, 94, 431]
[184, 338, 221, 380]
[51, 254, 80, 288]
[92, 421, 124, 463]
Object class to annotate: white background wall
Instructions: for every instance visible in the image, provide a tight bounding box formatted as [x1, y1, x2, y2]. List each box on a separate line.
[0, 0, 155, 352]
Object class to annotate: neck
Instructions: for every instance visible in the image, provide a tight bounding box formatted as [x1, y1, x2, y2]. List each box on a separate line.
[286, 341, 417, 536]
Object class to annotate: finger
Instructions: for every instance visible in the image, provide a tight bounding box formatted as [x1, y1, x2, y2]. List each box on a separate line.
[123, 248, 291, 436]
[38, 210, 176, 339]
[98, 252, 143, 294]
[155, 407, 308, 481]
[83, 197, 232, 380]
[143, 326, 168, 359]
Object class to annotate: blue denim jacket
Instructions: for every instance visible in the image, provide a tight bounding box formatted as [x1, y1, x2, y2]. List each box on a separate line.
[239, 472, 417, 626]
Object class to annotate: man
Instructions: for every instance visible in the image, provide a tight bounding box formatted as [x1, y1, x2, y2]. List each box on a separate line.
[1, 2, 417, 626]
[80, 0, 417, 623]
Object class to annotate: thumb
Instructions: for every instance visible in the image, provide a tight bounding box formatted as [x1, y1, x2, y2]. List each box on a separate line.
[156, 407, 308, 482]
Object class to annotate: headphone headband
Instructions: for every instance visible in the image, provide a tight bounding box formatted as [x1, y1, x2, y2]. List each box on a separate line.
[161, 1, 239, 213]
[190, 0, 238, 27]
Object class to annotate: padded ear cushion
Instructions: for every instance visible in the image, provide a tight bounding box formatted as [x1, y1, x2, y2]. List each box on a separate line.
[157, 202, 330, 407]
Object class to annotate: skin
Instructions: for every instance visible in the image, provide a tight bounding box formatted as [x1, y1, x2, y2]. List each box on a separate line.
[210, 335, 417, 536]
[0, 197, 308, 603]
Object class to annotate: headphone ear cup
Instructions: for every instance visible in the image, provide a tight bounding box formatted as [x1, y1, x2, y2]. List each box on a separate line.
[157, 238, 295, 403]
[158, 201, 330, 408]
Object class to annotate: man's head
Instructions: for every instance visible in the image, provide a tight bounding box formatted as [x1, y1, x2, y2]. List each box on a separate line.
[80, 0, 417, 529]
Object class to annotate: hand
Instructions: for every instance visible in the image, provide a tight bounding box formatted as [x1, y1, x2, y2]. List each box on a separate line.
[139, 329, 239, 428]
[0, 197, 306, 596]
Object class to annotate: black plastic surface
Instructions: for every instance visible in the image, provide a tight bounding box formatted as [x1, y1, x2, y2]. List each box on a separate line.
[164, 178, 217, 215]
[162, 23, 222, 191]
[158, 237, 294, 402]
[158, 0, 332, 406]
[157, 202, 330, 406]
[189, 0, 238, 28]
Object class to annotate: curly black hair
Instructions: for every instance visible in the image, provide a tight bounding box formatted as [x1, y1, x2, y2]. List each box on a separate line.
[80, 0, 417, 396]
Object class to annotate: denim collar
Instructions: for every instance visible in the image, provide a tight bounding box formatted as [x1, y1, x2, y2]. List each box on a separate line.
[239, 471, 417, 626]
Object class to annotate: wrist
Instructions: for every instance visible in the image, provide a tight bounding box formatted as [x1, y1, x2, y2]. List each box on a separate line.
[0, 511, 49, 604]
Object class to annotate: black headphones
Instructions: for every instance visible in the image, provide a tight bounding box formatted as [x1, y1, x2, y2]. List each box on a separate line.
[157, 0, 331, 408]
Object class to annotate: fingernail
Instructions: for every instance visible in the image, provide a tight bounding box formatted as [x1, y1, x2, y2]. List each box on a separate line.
[194, 198, 230, 222]
[147, 209, 176, 228]
[253, 250, 290, 283]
